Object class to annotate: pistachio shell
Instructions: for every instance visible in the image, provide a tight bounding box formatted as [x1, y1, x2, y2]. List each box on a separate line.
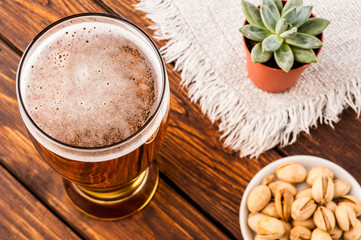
[324, 201, 337, 213]
[329, 225, 342, 240]
[254, 235, 269, 240]
[291, 197, 317, 221]
[247, 213, 268, 233]
[313, 206, 336, 232]
[344, 219, 361, 240]
[292, 219, 316, 230]
[333, 179, 351, 199]
[296, 187, 312, 199]
[290, 226, 312, 240]
[275, 188, 294, 221]
[247, 185, 271, 213]
[335, 204, 357, 232]
[261, 174, 276, 186]
[311, 228, 332, 240]
[269, 181, 297, 196]
[261, 202, 280, 218]
[276, 162, 307, 183]
[312, 176, 334, 205]
[280, 221, 292, 240]
[258, 217, 286, 239]
[338, 195, 361, 216]
[307, 167, 334, 185]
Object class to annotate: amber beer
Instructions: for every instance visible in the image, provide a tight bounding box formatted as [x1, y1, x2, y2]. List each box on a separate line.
[16, 14, 170, 219]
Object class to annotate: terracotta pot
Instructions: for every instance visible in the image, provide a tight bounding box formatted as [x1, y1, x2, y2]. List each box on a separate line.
[243, 15, 323, 93]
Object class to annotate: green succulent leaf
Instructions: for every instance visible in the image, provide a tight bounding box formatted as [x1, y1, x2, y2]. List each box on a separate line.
[280, 27, 298, 39]
[260, 5, 278, 33]
[285, 33, 323, 49]
[276, 18, 288, 35]
[262, 34, 283, 52]
[282, 7, 297, 25]
[251, 42, 273, 63]
[274, 0, 283, 13]
[298, 18, 330, 36]
[293, 6, 313, 27]
[282, 0, 303, 15]
[291, 46, 317, 63]
[239, 25, 271, 41]
[262, 0, 280, 19]
[241, 0, 266, 28]
[275, 43, 294, 72]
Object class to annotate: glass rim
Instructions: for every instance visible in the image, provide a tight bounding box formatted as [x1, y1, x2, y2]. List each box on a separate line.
[16, 13, 167, 151]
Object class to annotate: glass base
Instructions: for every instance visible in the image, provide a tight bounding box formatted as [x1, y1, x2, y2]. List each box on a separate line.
[63, 161, 159, 220]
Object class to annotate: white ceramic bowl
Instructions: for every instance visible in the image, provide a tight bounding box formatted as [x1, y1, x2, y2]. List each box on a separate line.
[240, 155, 361, 240]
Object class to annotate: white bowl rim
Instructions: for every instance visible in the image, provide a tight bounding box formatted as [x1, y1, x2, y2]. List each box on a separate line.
[239, 155, 361, 240]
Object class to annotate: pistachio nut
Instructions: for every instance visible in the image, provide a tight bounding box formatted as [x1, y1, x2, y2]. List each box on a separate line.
[254, 235, 268, 240]
[247, 185, 271, 213]
[334, 204, 357, 232]
[292, 219, 316, 230]
[275, 188, 294, 221]
[325, 200, 337, 212]
[291, 197, 317, 221]
[276, 162, 307, 183]
[296, 187, 312, 200]
[261, 202, 280, 218]
[311, 228, 332, 240]
[307, 167, 334, 186]
[338, 195, 361, 216]
[313, 206, 336, 232]
[261, 174, 276, 186]
[269, 181, 297, 196]
[258, 217, 285, 239]
[279, 221, 292, 240]
[312, 176, 334, 205]
[333, 179, 351, 199]
[290, 226, 312, 240]
[343, 219, 361, 240]
[247, 213, 268, 233]
[328, 225, 342, 240]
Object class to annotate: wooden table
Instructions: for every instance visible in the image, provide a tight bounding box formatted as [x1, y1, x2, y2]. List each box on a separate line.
[0, 1, 360, 239]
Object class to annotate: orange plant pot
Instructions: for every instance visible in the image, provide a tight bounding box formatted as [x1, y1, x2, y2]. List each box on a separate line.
[242, 14, 323, 93]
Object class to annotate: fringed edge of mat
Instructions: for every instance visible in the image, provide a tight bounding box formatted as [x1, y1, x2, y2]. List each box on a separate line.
[136, 0, 361, 158]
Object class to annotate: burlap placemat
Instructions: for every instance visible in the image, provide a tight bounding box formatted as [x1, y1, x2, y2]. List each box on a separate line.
[137, 0, 361, 157]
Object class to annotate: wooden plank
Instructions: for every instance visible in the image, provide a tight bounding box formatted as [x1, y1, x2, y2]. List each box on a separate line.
[99, 1, 283, 238]
[0, 11, 228, 240]
[0, 166, 81, 240]
[0, 0, 106, 51]
[280, 109, 361, 183]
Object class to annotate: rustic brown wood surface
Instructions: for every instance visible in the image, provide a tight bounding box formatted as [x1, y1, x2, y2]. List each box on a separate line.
[0, 166, 81, 240]
[0, 0, 360, 239]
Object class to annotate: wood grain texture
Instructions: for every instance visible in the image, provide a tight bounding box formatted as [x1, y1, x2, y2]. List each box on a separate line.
[0, 3, 229, 240]
[280, 109, 361, 183]
[0, 166, 81, 240]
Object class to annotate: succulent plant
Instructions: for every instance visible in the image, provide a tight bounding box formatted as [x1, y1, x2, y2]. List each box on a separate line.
[239, 0, 330, 72]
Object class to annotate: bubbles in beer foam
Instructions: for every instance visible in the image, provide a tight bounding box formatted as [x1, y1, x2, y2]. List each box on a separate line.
[22, 21, 159, 147]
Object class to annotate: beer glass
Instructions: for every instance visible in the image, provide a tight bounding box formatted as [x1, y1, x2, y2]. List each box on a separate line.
[16, 13, 170, 220]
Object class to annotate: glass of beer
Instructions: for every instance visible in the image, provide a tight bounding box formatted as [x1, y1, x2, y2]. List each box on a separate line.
[16, 13, 170, 220]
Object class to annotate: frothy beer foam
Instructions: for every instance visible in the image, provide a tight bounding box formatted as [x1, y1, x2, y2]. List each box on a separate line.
[22, 20, 159, 147]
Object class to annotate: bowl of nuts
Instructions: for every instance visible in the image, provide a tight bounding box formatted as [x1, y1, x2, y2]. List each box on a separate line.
[240, 155, 361, 240]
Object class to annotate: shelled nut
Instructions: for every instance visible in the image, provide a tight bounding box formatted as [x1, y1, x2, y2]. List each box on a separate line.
[307, 167, 334, 186]
[247, 185, 271, 213]
[291, 197, 317, 221]
[269, 181, 297, 196]
[312, 176, 334, 205]
[313, 206, 335, 232]
[276, 162, 307, 183]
